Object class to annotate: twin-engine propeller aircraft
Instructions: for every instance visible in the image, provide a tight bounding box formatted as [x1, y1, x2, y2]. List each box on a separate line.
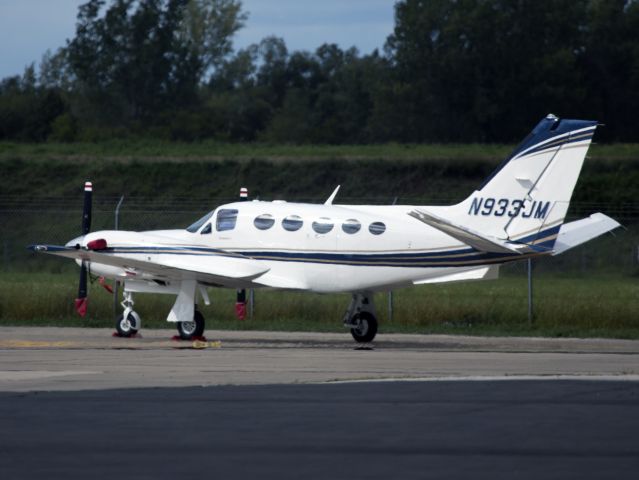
[31, 114, 620, 342]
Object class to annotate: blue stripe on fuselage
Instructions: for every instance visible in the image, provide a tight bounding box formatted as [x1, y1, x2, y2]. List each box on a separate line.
[103, 225, 560, 268]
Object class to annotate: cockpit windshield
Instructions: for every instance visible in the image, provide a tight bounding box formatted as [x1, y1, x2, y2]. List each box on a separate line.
[186, 210, 214, 233]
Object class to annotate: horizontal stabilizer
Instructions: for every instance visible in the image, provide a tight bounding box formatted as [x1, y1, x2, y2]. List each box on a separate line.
[408, 209, 524, 254]
[414, 265, 500, 285]
[552, 213, 621, 255]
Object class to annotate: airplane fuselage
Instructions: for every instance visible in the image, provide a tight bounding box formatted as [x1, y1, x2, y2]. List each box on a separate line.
[85, 200, 552, 294]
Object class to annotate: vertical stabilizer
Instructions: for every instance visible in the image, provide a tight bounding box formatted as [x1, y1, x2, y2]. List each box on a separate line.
[423, 114, 597, 249]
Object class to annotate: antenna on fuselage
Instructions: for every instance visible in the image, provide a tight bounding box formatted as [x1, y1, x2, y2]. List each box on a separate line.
[325, 185, 341, 205]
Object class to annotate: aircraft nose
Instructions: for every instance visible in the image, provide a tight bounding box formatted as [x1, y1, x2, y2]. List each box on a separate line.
[65, 235, 85, 249]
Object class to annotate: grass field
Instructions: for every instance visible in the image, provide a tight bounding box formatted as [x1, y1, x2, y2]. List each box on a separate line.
[1, 272, 637, 339]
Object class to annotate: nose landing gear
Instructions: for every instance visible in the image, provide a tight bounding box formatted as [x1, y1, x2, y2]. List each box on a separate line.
[115, 291, 141, 337]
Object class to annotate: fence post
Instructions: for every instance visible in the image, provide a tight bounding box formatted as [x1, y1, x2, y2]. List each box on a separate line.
[115, 196, 124, 230]
[238, 187, 251, 320]
[387, 196, 398, 322]
[527, 258, 534, 325]
[113, 196, 124, 320]
[3, 239, 8, 270]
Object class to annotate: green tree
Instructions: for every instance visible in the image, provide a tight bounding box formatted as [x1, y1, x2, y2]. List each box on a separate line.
[386, 0, 590, 142]
[582, 0, 639, 141]
[0, 66, 67, 141]
[65, 0, 245, 127]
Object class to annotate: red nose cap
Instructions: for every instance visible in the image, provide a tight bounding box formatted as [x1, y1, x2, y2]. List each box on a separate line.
[87, 239, 107, 250]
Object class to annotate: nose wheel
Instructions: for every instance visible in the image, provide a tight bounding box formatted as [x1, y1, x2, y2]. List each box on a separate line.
[176, 310, 205, 340]
[115, 291, 141, 337]
[116, 311, 140, 337]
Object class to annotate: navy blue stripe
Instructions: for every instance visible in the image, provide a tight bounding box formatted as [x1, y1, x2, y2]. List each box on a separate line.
[79, 224, 561, 269]
[479, 116, 596, 191]
[523, 131, 593, 157]
[107, 224, 560, 267]
[235, 234, 558, 267]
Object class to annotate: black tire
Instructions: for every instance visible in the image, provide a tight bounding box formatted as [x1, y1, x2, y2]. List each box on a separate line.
[176, 310, 205, 340]
[116, 312, 139, 337]
[350, 311, 378, 343]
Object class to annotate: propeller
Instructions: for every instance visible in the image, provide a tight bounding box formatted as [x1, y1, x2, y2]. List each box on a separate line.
[75, 181, 92, 317]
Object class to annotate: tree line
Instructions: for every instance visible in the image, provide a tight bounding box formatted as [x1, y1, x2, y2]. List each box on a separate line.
[1, 0, 638, 144]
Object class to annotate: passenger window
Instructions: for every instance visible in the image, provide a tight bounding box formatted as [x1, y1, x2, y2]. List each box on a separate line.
[216, 209, 238, 232]
[312, 218, 334, 234]
[200, 223, 212, 235]
[341, 219, 361, 234]
[369, 222, 386, 235]
[282, 215, 303, 231]
[254, 214, 275, 230]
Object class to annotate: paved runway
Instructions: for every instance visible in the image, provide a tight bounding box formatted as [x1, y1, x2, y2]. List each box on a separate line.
[1, 327, 638, 391]
[1, 327, 638, 479]
[2, 381, 639, 479]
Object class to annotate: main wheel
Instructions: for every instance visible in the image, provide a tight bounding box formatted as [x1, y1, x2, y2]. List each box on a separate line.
[116, 311, 139, 337]
[176, 310, 205, 340]
[350, 311, 378, 343]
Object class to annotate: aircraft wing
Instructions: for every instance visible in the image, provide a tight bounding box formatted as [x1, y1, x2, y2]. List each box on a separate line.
[29, 245, 270, 287]
[408, 208, 525, 254]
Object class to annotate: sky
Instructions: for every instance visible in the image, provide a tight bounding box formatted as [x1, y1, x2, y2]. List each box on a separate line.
[0, 0, 396, 79]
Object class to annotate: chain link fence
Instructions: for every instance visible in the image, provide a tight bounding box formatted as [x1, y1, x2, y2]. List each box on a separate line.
[1, 195, 637, 275]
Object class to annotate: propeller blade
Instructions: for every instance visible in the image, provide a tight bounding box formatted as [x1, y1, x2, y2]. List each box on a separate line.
[75, 262, 88, 317]
[235, 289, 246, 320]
[82, 181, 92, 235]
[76, 181, 92, 317]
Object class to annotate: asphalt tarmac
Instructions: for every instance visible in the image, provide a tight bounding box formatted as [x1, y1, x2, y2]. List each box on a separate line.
[1, 328, 638, 479]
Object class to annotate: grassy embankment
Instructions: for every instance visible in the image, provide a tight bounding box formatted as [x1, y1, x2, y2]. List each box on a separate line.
[1, 271, 637, 339]
[1, 140, 638, 208]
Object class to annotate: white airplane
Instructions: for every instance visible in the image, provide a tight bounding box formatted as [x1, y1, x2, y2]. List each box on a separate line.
[31, 114, 620, 342]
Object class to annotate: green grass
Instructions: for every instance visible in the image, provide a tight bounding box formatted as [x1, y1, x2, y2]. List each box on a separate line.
[1, 272, 637, 339]
[2, 139, 638, 162]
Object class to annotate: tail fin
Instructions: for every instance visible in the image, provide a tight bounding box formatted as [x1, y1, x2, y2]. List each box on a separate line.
[420, 114, 598, 250]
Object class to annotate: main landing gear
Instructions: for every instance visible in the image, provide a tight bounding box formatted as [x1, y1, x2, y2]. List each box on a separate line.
[343, 293, 378, 343]
[176, 309, 205, 340]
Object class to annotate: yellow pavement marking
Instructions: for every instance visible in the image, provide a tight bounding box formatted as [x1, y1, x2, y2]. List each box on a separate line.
[192, 340, 222, 349]
[0, 340, 75, 348]
[0, 338, 224, 350]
